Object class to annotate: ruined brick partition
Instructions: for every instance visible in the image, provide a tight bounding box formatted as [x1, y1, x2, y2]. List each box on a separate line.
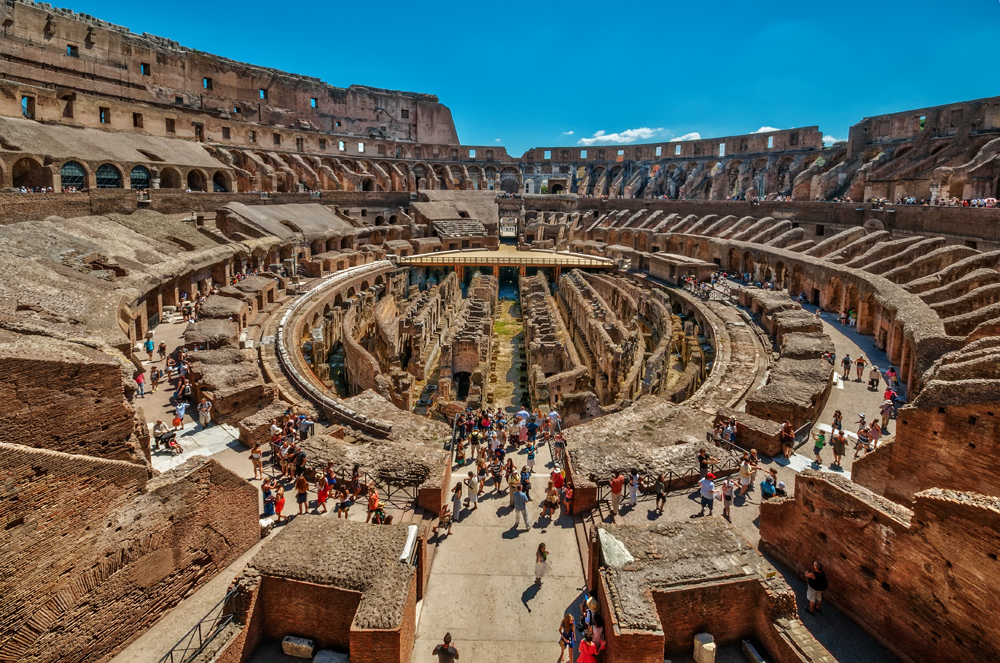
[0, 448, 259, 663]
[759, 471, 1000, 662]
[260, 577, 362, 650]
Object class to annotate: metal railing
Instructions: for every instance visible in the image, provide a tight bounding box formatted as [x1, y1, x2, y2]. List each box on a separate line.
[594, 456, 742, 503]
[399, 254, 615, 268]
[158, 588, 237, 663]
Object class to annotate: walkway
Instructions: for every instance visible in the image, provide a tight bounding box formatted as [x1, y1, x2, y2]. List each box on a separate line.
[411, 441, 584, 663]
[399, 246, 616, 270]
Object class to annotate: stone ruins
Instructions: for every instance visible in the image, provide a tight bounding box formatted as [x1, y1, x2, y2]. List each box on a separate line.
[1, 2, 999, 663]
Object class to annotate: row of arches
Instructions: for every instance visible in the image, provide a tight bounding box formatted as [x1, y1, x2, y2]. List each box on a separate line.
[1, 155, 233, 192]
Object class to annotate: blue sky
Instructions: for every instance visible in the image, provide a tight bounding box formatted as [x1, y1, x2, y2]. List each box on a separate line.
[69, 0, 998, 156]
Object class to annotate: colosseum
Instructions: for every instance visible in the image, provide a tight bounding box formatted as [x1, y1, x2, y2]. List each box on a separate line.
[1, 2, 999, 663]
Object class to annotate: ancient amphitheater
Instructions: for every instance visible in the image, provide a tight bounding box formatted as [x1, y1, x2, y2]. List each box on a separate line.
[2, 2, 1000, 663]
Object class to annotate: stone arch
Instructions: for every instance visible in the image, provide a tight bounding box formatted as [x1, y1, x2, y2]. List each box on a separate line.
[741, 251, 755, 276]
[375, 215, 385, 226]
[825, 276, 843, 312]
[499, 167, 519, 194]
[773, 260, 786, 289]
[129, 165, 151, 190]
[727, 248, 740, 272]
[160, 167, 182, 189]
[59, 160, 88, 190]
[96, 163, 123, 189]
[361, 178, 376, 191]
[12, 156, 50, 189]
[374, 274, 385, 286]
[187, 169, 207, 191]
[389, 215, 398, 224]
[212, 171, 231, 192]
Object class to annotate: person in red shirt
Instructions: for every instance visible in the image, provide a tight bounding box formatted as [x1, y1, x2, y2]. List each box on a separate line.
[609, 471, 626, 515]
[577, 631, 605, 663]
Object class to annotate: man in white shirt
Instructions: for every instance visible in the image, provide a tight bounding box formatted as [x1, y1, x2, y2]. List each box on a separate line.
[698, 473, 716, 517]
[464, 471, 479, 511]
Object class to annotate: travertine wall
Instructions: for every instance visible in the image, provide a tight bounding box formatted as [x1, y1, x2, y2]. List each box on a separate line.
[0, 449, 259, 663]
[759, 471, 1000, 663]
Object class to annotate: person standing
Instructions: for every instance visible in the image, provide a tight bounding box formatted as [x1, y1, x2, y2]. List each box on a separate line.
[464, 471, 479, 512]
[149, 366, 161, 393]
[609, 471, 625, 515]
[558, 614, 575, 662]
[366, 483, 381, 523]
[432, 633, 459, 662]
[854, 355, 867, 381]
[811, 430, 826, 465]
[173, 400, 188, 431]
[720, 476, 735, 521]
[197, 397, 213, 428]
[249, 442, 263, 480]
[698, 448, 720, 478]
[450, 481, 463, 522]
[274, 485, 287, 523]
[868, 365, 881, 390]
[144, 337, 155, 362]
[738, 453, 755, 496]
[577, 631, 605, 663]
[628, 469, 641, 508]
[134, 370, 146, 398]
[780, 421, 795, 458]
[804, 561, 828, 615]
[157, 341, 167, 362]
[697, 472, 716, 517]
[535, 542, 550, 584]
[840, 354, 852, 380]
[295, 474, 310, 515]
[512, 485, 530, 530]
[526, 442, 536, 472]
[654, 474, 667, 514]
[879, 399, 894, 430]
[831, 429, 847, 467]
[869, 420, 882, 449]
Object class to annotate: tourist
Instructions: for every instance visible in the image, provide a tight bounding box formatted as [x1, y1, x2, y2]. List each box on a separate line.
[855, 423, 871, 459]
[562, 480, 574, 514]
[297, 414, 314, 440]
[841, 354, 852, 378]
[334, 485, 352, 518]
[609, 470, 625, 515]
[558, 614, 576, 661]
[868, 365, 881, 390]
[464, 471, 479, 511]
[869, 420, 882, 449]
[157, 341, 167, 361]
[469, 430, 481, 460]
[697, 472, 716, 517]
[535, 542, 551, 584]
[454, 438, 466, 466]
[854, 355, 867, 381]
[879, 399, 894, 430]
[760, 475, 777, 499]
[885, 366, 898, 388]
[366, 483, 381, 522]
[144, 336, 155, 362]
[506, 468, 520, 506]
[628, 468, 641, 508]
[811, 430, 826, 465]
[476, 459, 488, 496]
[831, 429, 847, 467]
[780, 421, 795, 458]
[698, 448, 720, 477]
[541, 480, 559, 520]
[577, 631, 605, 663]
[720, 475, 735, 521]
[315, 474, 329, 514]
[295, 473, 310, 515]
[804, 561, 828, 615]
[738, 453, 756, 496]
[526, 442, 536, 472]
[152, 419, 171, 451]
[839, 309, 848, 325]
[261, 478, 276, 517]
[249, 442, 263, 479]
[293, 444, 308, 479]
[173, 400, 188, 431]
[831, 409, 843, 432]
[432, 506, 453, 537]
[512, 484, 530, 530]
[197, 397, 213, 428]
[134, 370, 145, 398]
[520, 466, 533, 499]
[654, 474, 667, 513]
[431, 633, 459, 662]
[848, 309, 857, 327]
[274, 485, 287, 522]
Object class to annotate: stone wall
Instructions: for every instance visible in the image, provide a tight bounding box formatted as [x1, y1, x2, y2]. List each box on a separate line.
[0, 449, 259, 663]
[759, 470, 1000, 663]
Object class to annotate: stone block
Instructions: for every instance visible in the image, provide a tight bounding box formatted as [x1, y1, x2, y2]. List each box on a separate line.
[281, 635, 315, 658]
[693, 633, 715, 663]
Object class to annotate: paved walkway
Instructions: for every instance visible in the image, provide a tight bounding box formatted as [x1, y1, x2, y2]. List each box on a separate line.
[411, 441, 584, 663]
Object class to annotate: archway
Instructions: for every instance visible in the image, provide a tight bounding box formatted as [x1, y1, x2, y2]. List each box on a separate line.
[550, 183, 564, 194]
[361, 179, 375, 192]
[95, 164, 122, 189]
[501, 178, 517, 194]
[60, 161, 86, 190]
[129, 165, 151, 190]
[212, 171, 230, 192]
[187, 170, 207, 191]
[454, 371, 472, 400]
[160, 167, 182, 189]
[12, 157, 49, 189]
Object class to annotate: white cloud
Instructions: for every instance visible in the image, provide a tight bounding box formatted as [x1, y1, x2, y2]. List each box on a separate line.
[577, 127, 664, 146]
[823, 135, 844, 146]
[668, 132, 701, 142]
[752, 126, 781, 134]
[495, 138, 502, 142]
[562, 130, 574, 135]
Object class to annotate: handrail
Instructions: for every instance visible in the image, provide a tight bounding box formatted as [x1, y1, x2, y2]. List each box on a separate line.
[594, 456, 741, 503]
[158, 588, 238, 663]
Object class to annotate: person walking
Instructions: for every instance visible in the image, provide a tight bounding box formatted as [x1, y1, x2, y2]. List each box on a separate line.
[558, 613, 575, 662]
[535, 542, 551, 584]
[868, 365, 881, 390]
[366, 483, 381, 523]
[854, 355, 867, 381]
[697, 472, 716, 517]
[149, 366, 161, 393]
[654, 474, 667, 514]
[144, 337, 155, 362]
[512, 484, 530, 530]
[197, 397, 213, 428]
[879, 399, 894, 430]
[840, 354, 852, 379]
[157, 341, 167, 362]
[432, 633, 459, 662]
[134, 370, 145, 398]
[609, 471, 625, 515]
[173, 400, 188, 431]
[720, 476, 735, 521]
[811, 430, 826, 465]
[804, 561, 828, 615]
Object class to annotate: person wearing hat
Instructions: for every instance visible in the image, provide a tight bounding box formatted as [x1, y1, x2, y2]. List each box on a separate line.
[697, 472, 716, 517]
[868, 365, 881, 390]
[776, 481, 788, 498]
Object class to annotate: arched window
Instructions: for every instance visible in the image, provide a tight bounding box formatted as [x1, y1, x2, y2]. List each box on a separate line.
[129, 165, 151, 190]
[96, 164, 122, 189]
[60, 161, 86, 190]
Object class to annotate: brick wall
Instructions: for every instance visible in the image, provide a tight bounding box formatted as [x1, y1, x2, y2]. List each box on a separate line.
[349, 573, 417, 663]
[260, 576, 361, 650]
[853, 400, 1000, 502]
[0, 449, 259, 663]
[759, 471, 1000, 663]
[0, 348, 147, 464]
[596, 572, 664, 663]
[563, 451, 597, 516]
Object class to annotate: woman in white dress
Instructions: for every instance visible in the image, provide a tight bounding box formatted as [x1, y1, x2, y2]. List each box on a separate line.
[629, 469, 641, 508]
[535, 542, 551, 584]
